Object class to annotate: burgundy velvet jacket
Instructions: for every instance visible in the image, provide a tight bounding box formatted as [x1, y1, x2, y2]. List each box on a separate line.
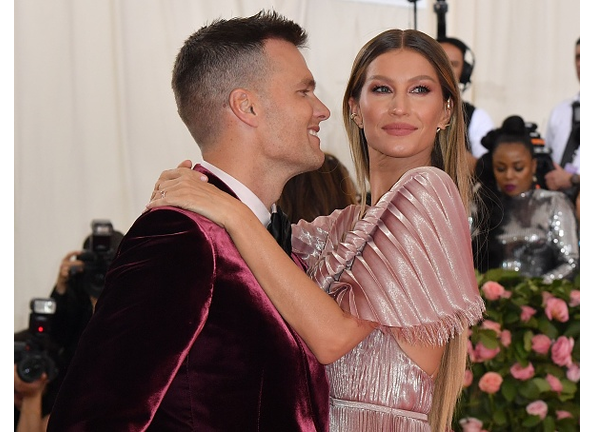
[47, 166, 329, 432]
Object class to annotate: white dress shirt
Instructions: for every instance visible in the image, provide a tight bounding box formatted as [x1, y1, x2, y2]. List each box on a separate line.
[200, 161, 271, 226]
[545, 92, 580, 174]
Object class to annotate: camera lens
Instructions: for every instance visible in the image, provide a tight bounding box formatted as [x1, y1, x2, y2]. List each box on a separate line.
[17, 354, 47, 383]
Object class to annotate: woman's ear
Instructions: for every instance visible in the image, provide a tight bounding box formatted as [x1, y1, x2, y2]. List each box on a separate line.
[348, 98, 363, 129]
[229, 88, 259, 127]
[438, 98, 453, 129]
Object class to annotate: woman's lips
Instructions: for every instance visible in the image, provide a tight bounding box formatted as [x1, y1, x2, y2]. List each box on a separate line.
[383, 123, 417, 137]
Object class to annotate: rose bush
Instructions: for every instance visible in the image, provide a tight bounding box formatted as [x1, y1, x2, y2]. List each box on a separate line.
[453, 269, 579, 432]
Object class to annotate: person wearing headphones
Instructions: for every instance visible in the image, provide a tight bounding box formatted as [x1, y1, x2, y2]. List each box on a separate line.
[438, 36, 494, 173]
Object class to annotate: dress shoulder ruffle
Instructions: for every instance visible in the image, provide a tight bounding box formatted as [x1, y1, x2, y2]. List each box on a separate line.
[292, 166, 485, 346]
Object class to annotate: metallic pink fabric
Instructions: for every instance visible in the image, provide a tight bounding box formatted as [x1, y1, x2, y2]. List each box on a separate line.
[47, 166, 329, 432]
[292, 166, 485, 431]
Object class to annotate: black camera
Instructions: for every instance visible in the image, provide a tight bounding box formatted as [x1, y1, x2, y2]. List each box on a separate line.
[14, 298, 59, 383]
[75, 219, 118, 298]
[526, 122, 555, 190]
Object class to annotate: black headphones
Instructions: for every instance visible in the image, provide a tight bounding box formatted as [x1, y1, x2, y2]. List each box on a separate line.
[437, 36, 475, 88]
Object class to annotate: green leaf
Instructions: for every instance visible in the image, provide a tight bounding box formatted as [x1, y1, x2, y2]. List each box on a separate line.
[493, 408, 508, 425]
[537, 316, 559, 339]
[522, 415, 541, 427]
[557, 418, 579, 432]
[501, 378, 517, 402]
[564, 320, 580, 338]
[523, 330, 534, 351]
[543, 416, 556, 432]
[531, 377, 551, 392]
[478, 330, 500, 349]
[519, 380, 541, 399]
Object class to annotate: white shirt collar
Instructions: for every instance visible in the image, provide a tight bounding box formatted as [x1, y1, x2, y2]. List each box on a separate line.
[200, 161, 270, 226]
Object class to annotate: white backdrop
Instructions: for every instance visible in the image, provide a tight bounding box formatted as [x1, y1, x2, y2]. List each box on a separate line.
[14, 0, 580, 330]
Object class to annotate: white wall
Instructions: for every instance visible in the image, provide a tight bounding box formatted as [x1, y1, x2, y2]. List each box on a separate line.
[13, 0, 580, 330]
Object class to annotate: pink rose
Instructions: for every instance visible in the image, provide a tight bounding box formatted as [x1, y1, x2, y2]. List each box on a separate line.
[551, 336, 574, 367]
[531, 334, 552, 354]
[569, 290, 580, 307]
[510, 362, 535, 380]
[482, 281, 506, 300]
[520, 306, 537, 322]
[459, 417, 484, 432]
[463, 369, 473, 388]
[566, 363, 580, 382]
[481, 320, 501, 335]
[526, 400, 548, 420]
[478, 371, 503, 394]
[500, 330, 512, 347]
[556, 410, 573, 420]
[545, 297, 569, 322]
[546, 374, 563, 392]
[474, 342, 500, 362]
[501, 290, 512, 298]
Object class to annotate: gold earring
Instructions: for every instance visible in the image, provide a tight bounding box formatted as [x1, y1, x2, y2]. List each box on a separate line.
[446, 99, 452, 110]
[436, 127, 441, 133]
[350, 112, 357, 120]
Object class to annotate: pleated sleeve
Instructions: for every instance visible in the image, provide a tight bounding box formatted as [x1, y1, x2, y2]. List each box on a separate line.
[292, 166, 485, 346]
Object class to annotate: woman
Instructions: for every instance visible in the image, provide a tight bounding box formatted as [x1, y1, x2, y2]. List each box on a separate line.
[148, 29, 484, 431]
[473, 115, 579, 282]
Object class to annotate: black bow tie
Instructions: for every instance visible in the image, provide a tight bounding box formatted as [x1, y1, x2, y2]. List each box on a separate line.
[267, 206, 292, 256]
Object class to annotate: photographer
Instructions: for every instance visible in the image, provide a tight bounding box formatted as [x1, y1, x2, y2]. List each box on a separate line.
[14, 221, 123, 431]
[544, 38, 580, 203]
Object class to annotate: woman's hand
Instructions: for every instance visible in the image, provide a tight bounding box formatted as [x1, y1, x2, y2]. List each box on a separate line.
[145, 160, 248, 230]
[144, 161, 375, 363]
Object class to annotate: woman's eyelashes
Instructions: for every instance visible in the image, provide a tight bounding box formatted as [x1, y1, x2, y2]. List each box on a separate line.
[411, 85, 430, 94]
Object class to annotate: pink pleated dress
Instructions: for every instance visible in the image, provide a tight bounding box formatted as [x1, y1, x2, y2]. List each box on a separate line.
[292, 166, 485, 431]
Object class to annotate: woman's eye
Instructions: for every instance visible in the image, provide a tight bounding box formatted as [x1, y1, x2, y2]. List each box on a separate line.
[411, 85, 430, 94]
[371, 85, 391, 94]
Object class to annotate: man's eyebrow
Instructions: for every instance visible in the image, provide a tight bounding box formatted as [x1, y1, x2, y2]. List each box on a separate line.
[300, 78, 316, 89]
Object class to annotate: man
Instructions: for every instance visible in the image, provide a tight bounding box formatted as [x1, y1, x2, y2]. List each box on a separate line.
[438, 36, 494, 173]
[48, 10, 330, 431]
[544, 38, 580, 199]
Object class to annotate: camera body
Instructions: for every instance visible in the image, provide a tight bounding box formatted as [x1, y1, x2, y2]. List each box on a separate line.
[526, 122, 555, 190]
[14, 298, 59, 383]
[75, 219, 117, 298]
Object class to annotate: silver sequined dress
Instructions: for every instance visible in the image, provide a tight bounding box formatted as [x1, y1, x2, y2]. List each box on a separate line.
[491, 189, 579, 283]
[292, 167, 485, 431]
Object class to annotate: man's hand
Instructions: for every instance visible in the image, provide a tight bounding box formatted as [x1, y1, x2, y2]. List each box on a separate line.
[55, 251, 84, 294]
[545, 162, 573, 191]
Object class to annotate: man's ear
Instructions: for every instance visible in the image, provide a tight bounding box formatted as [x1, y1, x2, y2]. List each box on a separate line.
[229, 88, 259, 127]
